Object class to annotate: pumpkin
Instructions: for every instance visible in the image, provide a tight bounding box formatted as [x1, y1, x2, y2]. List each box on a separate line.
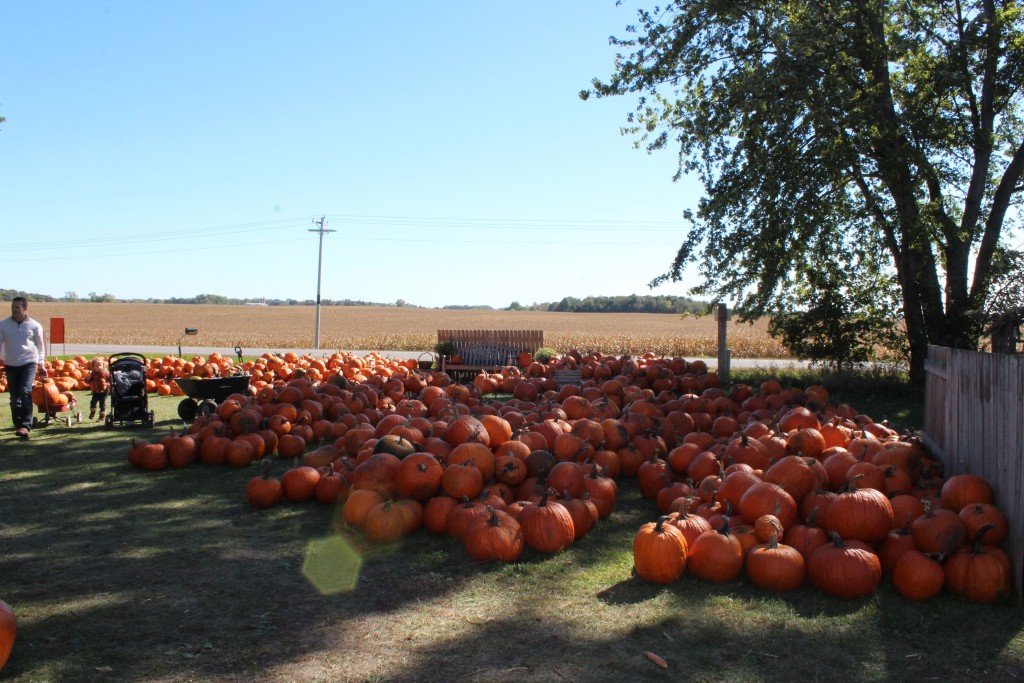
[782, 509, 829, 564]
[0, 598, 14, 671]
[462, 506, 524, 562]
[281, 459, 321, 502]
[668, 509, 712, 549]
[822, 474, 893, 544]
[958, 503, 1008, 547]
[911, 500, 967, 555]
[943, 525, 1012, 604]
[340, 489, 386, 529]
[518, 492, 575, 553]
[225, 437, 256, 467]
[892, 550, 945, 601]
[940, 473, 994, 512]
[582, 465, 618, 519]
[876, 515, 918, 576]
[246, 459, 283, 509]
[441, 460, 485, 499]
[633, 516, 689, 584]
[807, 533, 882, 598]
[364, 500, 408, 544]
[394, 452, 444, 501]
[746, 534, 805, 591]
[687, 518, 745, 583]
[309, 461, 346, 500]
[560, 490, 598, 540]
[547, 461, 585, 499]
[738, 482, 798, 530]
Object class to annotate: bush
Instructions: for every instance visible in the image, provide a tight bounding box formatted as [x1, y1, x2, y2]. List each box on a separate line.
[533, 347, 559, 363]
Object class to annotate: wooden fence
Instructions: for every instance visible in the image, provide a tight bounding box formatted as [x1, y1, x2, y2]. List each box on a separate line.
[436, 329, 544, 356]
[921, 345, 1024, 599]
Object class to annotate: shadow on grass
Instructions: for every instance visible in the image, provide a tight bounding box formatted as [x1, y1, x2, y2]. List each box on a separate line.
[3, 395, 1023, 682]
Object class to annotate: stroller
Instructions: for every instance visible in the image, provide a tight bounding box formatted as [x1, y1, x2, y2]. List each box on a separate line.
[104, 352, 155, 429]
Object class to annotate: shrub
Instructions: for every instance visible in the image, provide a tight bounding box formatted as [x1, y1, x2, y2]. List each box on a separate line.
[533, 347, 559, 363]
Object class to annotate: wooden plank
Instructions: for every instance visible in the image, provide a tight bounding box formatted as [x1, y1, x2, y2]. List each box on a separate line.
[923, 346, 1024, 600]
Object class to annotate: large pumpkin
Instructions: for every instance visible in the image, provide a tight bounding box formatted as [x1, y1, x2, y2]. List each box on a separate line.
[633, 516, 688, 584]
[807, 533, 881, 599]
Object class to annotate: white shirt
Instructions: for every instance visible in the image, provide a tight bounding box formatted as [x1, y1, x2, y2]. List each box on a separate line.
[0, 315, 46, 366]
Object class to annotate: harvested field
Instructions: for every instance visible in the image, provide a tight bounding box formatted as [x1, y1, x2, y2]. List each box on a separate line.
[28, 303, 790, 358]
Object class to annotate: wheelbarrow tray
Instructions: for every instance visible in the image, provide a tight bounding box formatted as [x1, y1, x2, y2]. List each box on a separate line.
[174, 375, 250, 401]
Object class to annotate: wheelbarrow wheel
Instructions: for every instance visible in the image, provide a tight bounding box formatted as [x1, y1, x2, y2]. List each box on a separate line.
[198, 400, 218, 418]
[177, 398, 199, 423]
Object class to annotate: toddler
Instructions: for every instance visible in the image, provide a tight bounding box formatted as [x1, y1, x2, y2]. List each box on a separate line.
[85, 356, 110, 420]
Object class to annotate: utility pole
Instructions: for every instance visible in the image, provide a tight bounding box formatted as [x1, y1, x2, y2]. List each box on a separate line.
[309, 215, 336, 350]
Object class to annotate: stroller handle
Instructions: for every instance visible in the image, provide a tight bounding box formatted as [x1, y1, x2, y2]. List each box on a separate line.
[108, 352, 148, 364]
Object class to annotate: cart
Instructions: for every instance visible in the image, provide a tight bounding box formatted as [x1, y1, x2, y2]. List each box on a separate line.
[174, 373, 251, 423]
[33, 387, 82, 428]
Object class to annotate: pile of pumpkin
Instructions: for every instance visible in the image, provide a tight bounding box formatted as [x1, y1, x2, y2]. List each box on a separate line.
[629, 388, 1011, 603]
[120, 350, 1012, 601]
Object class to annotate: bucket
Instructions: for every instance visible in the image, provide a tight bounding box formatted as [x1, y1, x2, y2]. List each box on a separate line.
[417, 352, 435, 371]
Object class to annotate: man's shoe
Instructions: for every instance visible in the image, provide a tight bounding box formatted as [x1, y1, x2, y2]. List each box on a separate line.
[15, 427, 29, 440]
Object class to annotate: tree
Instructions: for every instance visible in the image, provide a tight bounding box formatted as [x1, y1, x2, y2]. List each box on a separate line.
[583, 0, 1024, 380]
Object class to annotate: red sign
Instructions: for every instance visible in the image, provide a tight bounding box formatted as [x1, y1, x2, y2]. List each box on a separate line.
[51, 318, 65, 344]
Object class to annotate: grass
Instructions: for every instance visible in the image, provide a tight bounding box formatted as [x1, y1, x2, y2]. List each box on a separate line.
[2, 379, 1021, 682]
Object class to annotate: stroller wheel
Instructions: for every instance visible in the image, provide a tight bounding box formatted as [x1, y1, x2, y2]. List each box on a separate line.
[147, 410, 155, 428]
[32, 416, 39, 428]
[104, 415, 113, 430]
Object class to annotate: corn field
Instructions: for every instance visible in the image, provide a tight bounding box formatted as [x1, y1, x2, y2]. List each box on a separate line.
[28, 303, 791, 358]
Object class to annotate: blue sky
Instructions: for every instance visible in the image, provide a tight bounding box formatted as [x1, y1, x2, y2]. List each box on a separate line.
[1, 1, 705, 309]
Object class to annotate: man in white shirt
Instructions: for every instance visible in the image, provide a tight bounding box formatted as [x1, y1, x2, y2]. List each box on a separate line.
[0, 297, 47, 439]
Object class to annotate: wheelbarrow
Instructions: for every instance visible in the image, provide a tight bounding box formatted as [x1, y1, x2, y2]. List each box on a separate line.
[174, 373, 251, 423]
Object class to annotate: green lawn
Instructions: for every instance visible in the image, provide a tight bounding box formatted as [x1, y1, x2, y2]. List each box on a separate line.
[1, 380, 1021, 682]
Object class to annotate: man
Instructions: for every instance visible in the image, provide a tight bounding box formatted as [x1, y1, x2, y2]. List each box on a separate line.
[0, 297, 47, 439]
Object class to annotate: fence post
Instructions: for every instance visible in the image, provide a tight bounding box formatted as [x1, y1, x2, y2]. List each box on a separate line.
[717, 304, 730, 385]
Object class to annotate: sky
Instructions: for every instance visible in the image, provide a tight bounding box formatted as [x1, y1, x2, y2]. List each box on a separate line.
[1, 1, 706, 309]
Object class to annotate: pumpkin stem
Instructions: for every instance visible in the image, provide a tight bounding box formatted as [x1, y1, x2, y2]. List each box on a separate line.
[827, 531, 846, 548]
[971, 524, 996, 555]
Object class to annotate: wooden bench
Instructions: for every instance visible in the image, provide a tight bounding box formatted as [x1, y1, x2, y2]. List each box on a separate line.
[438, 329, 543, 381]
[552, 368, 583, 388]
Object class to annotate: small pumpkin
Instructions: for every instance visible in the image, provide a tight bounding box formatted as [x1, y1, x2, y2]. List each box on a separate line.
[246, 459, 283, 509]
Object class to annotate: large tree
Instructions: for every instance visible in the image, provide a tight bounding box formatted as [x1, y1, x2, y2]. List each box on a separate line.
[583, 0, 1024, 380]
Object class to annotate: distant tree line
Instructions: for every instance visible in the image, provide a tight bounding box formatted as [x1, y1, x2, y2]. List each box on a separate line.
[3, 290, 708, 314]
[508, 295, 709, 314]
[0, 289, 58, 302]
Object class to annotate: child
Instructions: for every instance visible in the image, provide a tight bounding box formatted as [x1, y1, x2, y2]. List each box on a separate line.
[85, 356, 110, 420]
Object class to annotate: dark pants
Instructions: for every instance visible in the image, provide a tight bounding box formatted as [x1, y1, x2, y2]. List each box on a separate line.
[6, 363, 37, 431]
[90, 392, 108, 412]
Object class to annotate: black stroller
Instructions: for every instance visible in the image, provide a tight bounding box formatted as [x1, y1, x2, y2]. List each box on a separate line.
[104, 352, 155, 429]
